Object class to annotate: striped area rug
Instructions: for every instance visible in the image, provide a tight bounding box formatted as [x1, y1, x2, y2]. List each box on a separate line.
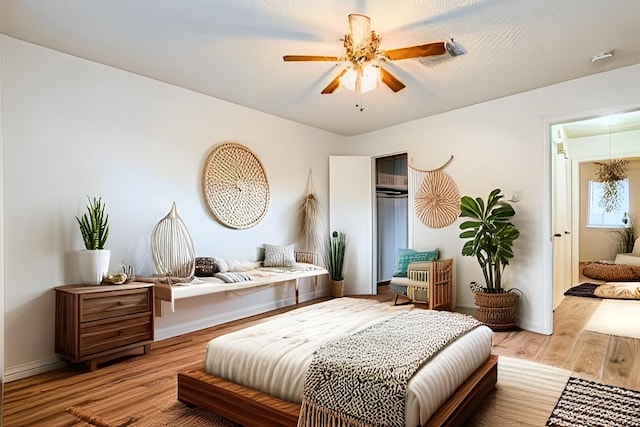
[546, 376, 640, 426]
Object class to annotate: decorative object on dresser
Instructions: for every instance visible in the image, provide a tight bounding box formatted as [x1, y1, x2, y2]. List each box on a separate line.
[151, 202, 196, 279]
[75, 196, 111, 285]
[409, 156, 461, 229]
[326, 230, 347, 297]
[459, 188, 521, 330]
[202, 142, 270, 229]
[54, 283, 154, 371]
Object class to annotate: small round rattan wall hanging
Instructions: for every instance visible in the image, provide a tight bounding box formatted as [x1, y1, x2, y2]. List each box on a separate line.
[202, 143, 270, 229]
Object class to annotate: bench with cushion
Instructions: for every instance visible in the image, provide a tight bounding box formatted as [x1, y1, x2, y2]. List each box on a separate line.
[153, 249, 328, 316]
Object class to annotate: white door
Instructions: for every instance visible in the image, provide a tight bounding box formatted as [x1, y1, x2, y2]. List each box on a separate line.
[552, 150, 572, 309]
[329, 156, 375, 295]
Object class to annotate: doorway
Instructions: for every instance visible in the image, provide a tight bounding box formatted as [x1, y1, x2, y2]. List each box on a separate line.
[375, 153, 408, 286]
[550, 109, 640, 309]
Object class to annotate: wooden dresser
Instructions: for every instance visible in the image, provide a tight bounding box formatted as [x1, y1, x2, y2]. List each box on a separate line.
[54, 282, 154, 370]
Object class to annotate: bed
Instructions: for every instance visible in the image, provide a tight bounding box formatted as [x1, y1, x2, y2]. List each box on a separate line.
[178, 298, 497, 427]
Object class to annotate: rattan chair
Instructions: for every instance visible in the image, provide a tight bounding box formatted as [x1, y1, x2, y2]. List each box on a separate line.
[389, 259, 453, 310]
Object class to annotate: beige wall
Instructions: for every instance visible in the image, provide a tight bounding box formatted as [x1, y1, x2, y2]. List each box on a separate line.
[579, 159, 640, 261]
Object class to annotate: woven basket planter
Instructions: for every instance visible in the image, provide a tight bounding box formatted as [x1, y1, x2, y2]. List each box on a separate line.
[474, 291, 519, 331]
[330, 280, 344, 298]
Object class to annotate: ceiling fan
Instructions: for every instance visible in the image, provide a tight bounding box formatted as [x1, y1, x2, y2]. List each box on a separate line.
[283, 14, 466, 109]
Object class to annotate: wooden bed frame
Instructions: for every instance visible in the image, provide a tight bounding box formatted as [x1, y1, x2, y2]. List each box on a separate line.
[177, 354, 498, 427]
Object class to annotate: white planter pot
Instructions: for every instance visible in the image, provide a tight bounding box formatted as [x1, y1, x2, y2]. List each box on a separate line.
[77, 249, 111, 285]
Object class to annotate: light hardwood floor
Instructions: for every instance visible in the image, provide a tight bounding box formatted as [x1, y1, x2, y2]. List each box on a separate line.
[2, 289, 639, 426]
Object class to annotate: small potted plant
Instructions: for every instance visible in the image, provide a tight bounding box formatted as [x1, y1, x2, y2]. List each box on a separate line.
[326, 230, 347, 297]
[75, 196, 111, 285]
[459, 189, 520, 330]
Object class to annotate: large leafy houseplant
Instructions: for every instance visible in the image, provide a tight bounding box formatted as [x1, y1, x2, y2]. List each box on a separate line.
[459, 189, 520, 293]
[326, 230, 346, 281]
[76, 196, 110, 250]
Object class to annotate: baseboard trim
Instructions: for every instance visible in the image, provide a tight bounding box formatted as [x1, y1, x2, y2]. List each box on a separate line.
[5, 355, 67, 383]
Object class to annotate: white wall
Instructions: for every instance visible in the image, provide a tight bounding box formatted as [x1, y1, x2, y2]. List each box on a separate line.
[345, 63, 640, 334]
[1, 36, 345, 380]
[4, 33, 640, 379]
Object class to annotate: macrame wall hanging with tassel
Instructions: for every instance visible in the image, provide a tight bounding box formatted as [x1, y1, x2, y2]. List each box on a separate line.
[295, 169, 324, 255]
[409, 155, 460, 229]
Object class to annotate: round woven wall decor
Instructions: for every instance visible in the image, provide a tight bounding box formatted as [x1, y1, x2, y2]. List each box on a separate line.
[202, 143, 270, 229]
[411, 156, 461, 229]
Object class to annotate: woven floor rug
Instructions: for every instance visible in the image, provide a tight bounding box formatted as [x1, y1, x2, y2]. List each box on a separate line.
[546, 376, 640, 426]
[467, 356, 571, 426]
[584, 299, 640, 339]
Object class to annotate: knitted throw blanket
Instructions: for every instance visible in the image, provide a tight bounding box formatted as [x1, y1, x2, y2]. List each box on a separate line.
[297, 310, 481, 427]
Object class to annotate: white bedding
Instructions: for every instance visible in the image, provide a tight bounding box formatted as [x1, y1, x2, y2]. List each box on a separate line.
[205, 298, 493, 427]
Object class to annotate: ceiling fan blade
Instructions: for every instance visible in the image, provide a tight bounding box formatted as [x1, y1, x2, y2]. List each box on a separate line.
[283, 55, 340, 62]
[383, 42, 446, 60]
[321, 69, 348, 94]
[380, 67, 406, 92]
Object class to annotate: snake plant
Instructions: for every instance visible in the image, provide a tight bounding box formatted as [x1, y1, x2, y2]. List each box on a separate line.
[76, 196, 109, 250]
[326, 230, 347, 281]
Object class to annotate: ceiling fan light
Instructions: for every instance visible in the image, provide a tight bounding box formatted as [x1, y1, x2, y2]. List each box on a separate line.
[340, 64, 380, 93]
[348, 14, 371, 46]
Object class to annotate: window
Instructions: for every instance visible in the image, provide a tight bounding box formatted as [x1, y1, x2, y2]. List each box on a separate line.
[587, 179, 630, 227]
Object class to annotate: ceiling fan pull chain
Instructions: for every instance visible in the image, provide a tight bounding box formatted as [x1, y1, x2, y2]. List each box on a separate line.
[355, 68, 364, 111]
[356, 93, 364, 111]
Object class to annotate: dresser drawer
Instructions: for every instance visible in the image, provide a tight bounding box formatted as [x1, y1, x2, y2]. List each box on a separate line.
[80, 288, 151, 322]
[55, 283, 154, 370]
[79, 313, 152, 357]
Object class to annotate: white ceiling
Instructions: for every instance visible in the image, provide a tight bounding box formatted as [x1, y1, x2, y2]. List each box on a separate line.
[2, 0, 640, 136]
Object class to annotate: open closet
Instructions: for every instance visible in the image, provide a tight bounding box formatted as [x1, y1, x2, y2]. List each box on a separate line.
[375, 154, 408, 285]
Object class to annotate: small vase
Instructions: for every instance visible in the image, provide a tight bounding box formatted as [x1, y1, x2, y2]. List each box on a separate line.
[330, 279, 344, 297]
[77, 249, 111, 285]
